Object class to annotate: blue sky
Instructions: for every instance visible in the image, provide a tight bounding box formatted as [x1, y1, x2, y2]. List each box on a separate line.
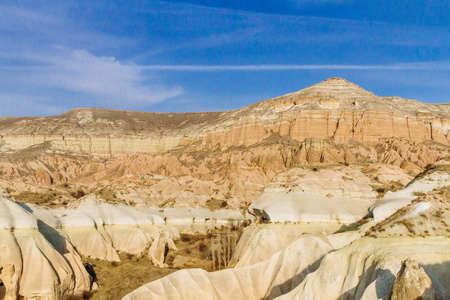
[0, 0, 449, 117]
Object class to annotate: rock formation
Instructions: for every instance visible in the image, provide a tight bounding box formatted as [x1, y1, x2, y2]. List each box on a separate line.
[391, 259, 435, 300]
[0, 190, 243, 298]
[124, 164, 450, 300]
[0, 78, 448, 157]
[0, 78, 448, 213]
[0, 78, 449, 299]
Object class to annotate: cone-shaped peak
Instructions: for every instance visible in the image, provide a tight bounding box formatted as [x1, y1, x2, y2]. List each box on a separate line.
[297, 77, 374, 99]
[249, 77, 379, 111]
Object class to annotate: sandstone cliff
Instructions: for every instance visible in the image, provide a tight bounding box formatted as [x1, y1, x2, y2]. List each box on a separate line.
[0, 78, 448, 210]
[1, 78, 448, 157]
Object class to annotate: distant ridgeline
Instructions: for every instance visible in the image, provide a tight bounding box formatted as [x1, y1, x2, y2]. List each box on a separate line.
[0, 78, 449, 157]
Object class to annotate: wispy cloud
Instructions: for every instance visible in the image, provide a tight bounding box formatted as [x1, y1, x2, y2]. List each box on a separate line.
[0, 3, 182, 116]
[38, 50, 181, 106]
[141, 61, 450, 71]
[0, 49, 182, 115]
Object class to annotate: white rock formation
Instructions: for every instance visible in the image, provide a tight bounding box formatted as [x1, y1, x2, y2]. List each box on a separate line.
[0, 197, 92, 299]
[249, 191, 373, 223]
[278, 237, 450, 299]
[124, 233, 450, 300]
[0, 191, 245, 299]
[369, 171, 449, 221]
[230, 224, 358, 268]
[248, 167, 377, 223]
[123, 235, 341, 300]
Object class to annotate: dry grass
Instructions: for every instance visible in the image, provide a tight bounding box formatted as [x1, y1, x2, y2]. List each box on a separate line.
[81, 229, 242, 300]
[371, 181, 404, 198]
[12, 185, 88, 207]
[83, 253, 177, 300]
[13, 190, 64, 207]
[206, 199, 228, 211]
[93, 188, 122, 204]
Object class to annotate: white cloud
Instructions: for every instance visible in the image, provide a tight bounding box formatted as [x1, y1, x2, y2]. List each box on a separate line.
[0, 3, 182, 116]
[39, 50, 182, 107]
[0, 49, 182, 115]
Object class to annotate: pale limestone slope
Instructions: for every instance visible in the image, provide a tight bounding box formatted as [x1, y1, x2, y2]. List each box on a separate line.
[0, 191, 244, 298]
[370, 170, 449, 221]
[248, 167, 377, 223]
[0, 196, 92, 299]
[123, 234, 355, 300]
[277, 237, 450, 300]
[230, 225, 359, 268]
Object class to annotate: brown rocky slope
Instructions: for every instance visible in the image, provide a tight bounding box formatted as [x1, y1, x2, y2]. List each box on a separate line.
[0, 78, 448, 208]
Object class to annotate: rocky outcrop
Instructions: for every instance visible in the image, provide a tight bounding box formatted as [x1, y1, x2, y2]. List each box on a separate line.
[0, 194, 92, 299]
[124, 235, 450, 300]
[0, 191, 244, 299]
[248, 167, 377, 223]
[279, 237, 450, 299]
[369, 170, 449, 221]
[391, 259, 435, 300]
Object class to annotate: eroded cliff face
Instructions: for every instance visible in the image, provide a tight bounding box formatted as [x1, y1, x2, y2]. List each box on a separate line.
[0, 78, 448, 157]
[0, 137, 448, 209]
[0, 78, 448, 210]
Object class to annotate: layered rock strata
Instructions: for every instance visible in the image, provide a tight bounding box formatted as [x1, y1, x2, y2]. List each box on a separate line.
[1, 78, 448, 157]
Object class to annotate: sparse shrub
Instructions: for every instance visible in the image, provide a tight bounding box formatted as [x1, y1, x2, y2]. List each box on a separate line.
[94, 188, 120, 203]
[180, 234, 191, 242]
[400, 219, 415, 235]
[434, 210, 444, 218]
[199, 242, 208, 253]
[58, 182, 70, 188]
[70, 189, 85, 199]
[413, 191, 426, 197]
[376, 187, 386, 194]
[165, 254, 175, 266]
[14, 191, 60, 206]
[82, 290, 93, 299]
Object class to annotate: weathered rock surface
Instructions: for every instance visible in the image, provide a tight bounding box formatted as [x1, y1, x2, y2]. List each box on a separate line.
[369, 169, 449, 221]
[248, 167, 377, 223]
[0, 191, 244, 298]
[230, 224, 358, 268]
[1, 78, 449, 157]
[124, 236, 450, 300]
[0, 79, 448, 212]
[0, 194, 92, 299]
[122, 234, 353, 300]
[391, 258, 435, 300]
[278, 237, 450, 300]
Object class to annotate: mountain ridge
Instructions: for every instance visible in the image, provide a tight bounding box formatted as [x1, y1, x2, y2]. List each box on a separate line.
[0, 78, 448, 156]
